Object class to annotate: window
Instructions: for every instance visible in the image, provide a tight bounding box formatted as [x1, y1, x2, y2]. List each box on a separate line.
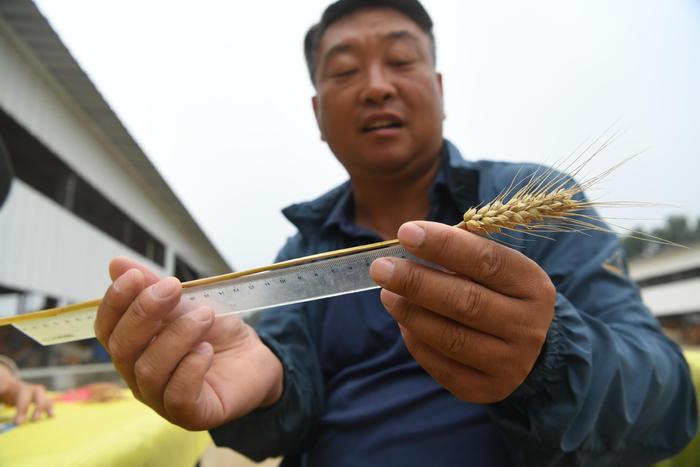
[174, 255, 200, 281]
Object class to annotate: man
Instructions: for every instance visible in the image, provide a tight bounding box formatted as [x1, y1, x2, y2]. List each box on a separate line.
[94, 1, 697, 465]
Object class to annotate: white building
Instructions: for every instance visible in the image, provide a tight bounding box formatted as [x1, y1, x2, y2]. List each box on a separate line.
[0, 0, 231, 316]
[630, 244, 700, 318]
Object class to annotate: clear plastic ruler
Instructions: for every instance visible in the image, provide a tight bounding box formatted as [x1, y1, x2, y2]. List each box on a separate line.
[2, 242, 426, 345]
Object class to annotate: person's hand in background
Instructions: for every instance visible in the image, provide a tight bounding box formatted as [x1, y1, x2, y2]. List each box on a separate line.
[0, 359, 53, 424]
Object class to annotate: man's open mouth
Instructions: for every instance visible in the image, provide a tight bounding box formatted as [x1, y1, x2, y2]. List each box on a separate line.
[362, 119, 404, 132]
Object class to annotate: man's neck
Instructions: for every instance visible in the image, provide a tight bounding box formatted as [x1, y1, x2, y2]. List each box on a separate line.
[351, 157, 441, 240]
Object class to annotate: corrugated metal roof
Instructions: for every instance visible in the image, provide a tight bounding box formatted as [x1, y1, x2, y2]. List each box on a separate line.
[0, 0, 232, 273]
[630, 243, 700, 281]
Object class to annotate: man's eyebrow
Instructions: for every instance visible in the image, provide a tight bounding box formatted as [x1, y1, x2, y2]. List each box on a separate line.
[321, 30, 422, 65]
[322, 43, 355, 65]
[383, 30, 422, 45]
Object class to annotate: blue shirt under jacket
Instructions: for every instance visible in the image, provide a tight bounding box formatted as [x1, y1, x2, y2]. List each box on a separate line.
[210, 140, 697, 467]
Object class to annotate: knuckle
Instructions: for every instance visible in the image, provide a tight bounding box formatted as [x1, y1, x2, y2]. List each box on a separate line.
[541, 277, 556, 300]
[531, 273, 557, 303]
[163, 385, 189, 415]
[166, 318, 191, 342]
[107, 334, 128, 361]
[399, 263, 426, 296]
[451, 285, 484, 322]
[393, 299, 417, 327]
[134, 357, 157, 383]
[439, 324, 469, 355]
[528, 326, 548, 349]
[476, 243, 507, 280]
[128, 298, 151, 324]
[432, 227, 457, 259]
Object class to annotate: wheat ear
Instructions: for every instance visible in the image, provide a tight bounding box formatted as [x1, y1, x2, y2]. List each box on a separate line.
[456, 129, 680, 248]
[459, 186, 583, 235]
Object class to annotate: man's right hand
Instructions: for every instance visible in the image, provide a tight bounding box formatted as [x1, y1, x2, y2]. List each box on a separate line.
[94, 257, 284, 431]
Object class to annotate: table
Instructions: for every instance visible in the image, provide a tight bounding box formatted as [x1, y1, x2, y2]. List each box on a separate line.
[655, 349, 700, 467]
[2, 351, 698, 466]
[0, 390, 211, 467]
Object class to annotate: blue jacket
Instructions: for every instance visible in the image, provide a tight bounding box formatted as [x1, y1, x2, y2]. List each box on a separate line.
[210, 140, 697, 466]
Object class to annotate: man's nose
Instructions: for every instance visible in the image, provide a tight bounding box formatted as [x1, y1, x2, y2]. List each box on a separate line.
[360, 66, 396, 104]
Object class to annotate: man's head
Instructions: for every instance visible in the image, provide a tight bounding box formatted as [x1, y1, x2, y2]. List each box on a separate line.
[305, 0, 445, 180]
[304, 0, 436, 86]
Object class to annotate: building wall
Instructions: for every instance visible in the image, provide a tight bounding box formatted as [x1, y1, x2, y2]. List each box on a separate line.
[0, 180, 161, 302]
[629, 244, 700, 317]
[0, 14, 228, 311]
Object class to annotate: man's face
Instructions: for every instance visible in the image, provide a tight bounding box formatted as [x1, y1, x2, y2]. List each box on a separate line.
[312, 8, 444, 178]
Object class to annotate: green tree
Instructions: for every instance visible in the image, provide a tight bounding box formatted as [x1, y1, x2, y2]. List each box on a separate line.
[622, 215, 700, 260]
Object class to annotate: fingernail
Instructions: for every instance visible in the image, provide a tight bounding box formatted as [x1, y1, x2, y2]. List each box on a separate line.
[194, 342, 213, 355]
[371, 258, 395, 285]
[151, 277, 180, 299]
[190, 307, 213, 322]
[399, 222, 426, 248]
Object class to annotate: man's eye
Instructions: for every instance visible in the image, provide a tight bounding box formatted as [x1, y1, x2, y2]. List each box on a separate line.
[332, 69, 357, 78]
[390, 60, 414, 68]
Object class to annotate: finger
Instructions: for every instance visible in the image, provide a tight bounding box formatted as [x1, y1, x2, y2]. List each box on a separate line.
[13, 385, 31, 425]
[107, 277, 182, 394]
[38, 388, 54, 418]
[135, 307, 215, 414]
[371, 257, 525, 336]
[94, 268, 146, 346]
[29, 385, 51, 421]
[399, 325, 510, 403]
[163, 342, 217, 430]
[109, 256, 161, 283]
[380, 289, 515, 374]
[396, 221, 552, 298]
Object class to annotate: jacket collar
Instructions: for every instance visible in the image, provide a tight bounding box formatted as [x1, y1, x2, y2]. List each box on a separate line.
[282, 139, 480, 237]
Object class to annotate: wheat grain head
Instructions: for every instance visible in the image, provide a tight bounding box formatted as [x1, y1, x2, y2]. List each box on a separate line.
[456, 129, 680, 248]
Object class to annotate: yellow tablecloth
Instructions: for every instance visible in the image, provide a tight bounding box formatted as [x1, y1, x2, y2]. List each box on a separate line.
[655, 349, 700, 467]
[1, 351, 698, 466]
[0, 390, 211, 467]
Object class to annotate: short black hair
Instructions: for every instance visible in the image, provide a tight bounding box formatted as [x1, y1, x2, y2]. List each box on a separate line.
[304, 0, 436, 85]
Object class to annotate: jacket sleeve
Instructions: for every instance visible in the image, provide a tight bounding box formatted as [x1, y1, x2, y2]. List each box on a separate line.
[487, 220, 698, 466]
[208, 236, 324, 462]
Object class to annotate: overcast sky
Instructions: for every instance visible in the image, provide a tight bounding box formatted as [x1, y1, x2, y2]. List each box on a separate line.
[34, 0, 700, 271]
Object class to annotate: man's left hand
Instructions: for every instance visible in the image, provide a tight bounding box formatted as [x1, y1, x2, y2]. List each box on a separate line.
[370, 221, 556, 403]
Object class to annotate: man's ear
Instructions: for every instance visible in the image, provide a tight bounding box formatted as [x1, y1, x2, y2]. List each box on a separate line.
[311, 95, 326, 142]
[436, 72, 446, 120]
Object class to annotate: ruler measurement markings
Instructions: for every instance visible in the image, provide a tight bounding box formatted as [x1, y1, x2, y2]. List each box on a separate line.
[7, 245, 422, 345]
